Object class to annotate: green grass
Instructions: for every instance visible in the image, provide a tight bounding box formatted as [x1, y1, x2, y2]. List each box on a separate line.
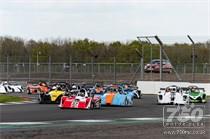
[0, 95, 27, 103]
[207, 96, 210, 100]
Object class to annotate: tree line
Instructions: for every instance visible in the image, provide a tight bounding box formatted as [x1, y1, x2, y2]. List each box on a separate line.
[0, 36, 210, 65]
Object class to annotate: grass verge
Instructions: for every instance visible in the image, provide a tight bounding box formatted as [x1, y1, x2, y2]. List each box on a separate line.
[0, 95, 29, 103]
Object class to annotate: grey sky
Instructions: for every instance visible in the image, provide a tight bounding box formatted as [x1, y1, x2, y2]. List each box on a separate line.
[0, 0, 209, 43]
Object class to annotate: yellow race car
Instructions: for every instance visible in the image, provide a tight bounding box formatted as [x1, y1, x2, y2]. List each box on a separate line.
[38, 86, 65, 104]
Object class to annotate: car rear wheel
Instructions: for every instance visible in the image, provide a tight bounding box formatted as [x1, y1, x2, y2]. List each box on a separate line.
[90, 103, 94, 110]
[124, 98, 129, 106]
[95, 101, 101, 109]
[55, 95, 62, 104]
[137, 90, 141, 99]
[27, 89, 31, 94]
[202, 95, 206, 103]
[38, 94, 45, 104]
[38, 97, 44, 104]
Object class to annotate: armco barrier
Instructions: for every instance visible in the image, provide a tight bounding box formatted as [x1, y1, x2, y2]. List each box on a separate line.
[137, 81, 210, 96]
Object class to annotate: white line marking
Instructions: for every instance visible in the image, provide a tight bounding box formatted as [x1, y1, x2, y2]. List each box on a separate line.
[8, 102, 24, 104]
[68, 120, 113, 122]
[1, 115, 209, 127]
[120, 118, 162, 121]
[205, 114, 210, 117]
[0, 101, 37, 106]
[0, 122, 49, 125]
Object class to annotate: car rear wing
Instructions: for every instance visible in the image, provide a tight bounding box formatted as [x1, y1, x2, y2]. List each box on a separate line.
[181, 87, 205, 92]
[160, 88, 166, 90]
[181, 87, 189, 91]
[192, 88, 205, 91]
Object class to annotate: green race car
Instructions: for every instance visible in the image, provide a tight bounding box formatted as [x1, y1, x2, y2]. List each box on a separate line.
[188, 86, 207, 103]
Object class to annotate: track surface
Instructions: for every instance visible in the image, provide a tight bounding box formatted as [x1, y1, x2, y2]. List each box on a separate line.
[1, 95, 165, 122]
[0, 94, 210, 139]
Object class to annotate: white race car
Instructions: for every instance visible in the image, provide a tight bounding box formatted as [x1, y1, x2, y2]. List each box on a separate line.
[0, 81, 24, 93]
[157, 85, 189, 105]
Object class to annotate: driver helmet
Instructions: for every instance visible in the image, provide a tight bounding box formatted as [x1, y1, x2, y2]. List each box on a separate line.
[95, 84, 100, 88]
[191, 87, 195, 91]
[78, 89, 86, 97]
[72, 85, 77, 89]
[124, 84, 129, 89]
[52, 86, 57, 90]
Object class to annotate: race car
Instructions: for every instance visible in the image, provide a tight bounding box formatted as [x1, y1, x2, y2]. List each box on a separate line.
[187, 85, 207, 103]
[94, 85, 134, 106]
[26, 82, 49, 94]
[119, 83, 141, 99]
[59, 89, 101, 109]
[157, 85, 189, 105]
[0, 81, 23, 93]
[144, 59, 172, 73]
[38, 86, 65, 104]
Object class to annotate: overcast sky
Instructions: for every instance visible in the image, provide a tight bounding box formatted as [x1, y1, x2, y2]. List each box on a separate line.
[0, 0, 209, 43]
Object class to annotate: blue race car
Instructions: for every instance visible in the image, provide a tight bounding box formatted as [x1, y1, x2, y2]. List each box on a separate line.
[94, 85, 134, 106]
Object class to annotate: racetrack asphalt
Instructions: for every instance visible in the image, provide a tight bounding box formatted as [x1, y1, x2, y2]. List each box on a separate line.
[0, 94, 210, 139]
[0, 95, 165, 122]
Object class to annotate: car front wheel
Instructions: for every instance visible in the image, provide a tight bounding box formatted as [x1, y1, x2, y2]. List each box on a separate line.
[95, 101, 101, 109]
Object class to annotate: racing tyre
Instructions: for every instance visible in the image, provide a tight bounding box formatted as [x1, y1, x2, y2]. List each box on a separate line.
[55, 95, 62, 104]
[27, 89, 31, 94]
[95, 101, 101, 109]
[202, 95, 207, 103]
[90, 102, 94, 110]
[38, 94, 45, 104]
[124, 98, 129, 106]
[137, 91, 141, 99]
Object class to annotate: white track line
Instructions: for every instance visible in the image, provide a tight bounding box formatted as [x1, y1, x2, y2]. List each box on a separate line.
[68, 120, 113, 122]
[120, 118, 162, 121]
[1, 115, 210, 126]
[0, 101, 37, 106]
[0, 118, 160, 126]
[0, 122, 49, 125]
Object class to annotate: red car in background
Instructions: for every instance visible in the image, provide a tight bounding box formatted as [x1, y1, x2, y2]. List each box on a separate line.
[144, 59, 172, 73]
[26, 82, 49, 94]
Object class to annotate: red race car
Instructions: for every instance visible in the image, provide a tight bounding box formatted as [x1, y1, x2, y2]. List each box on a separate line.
[59, 89, 101, 109]
[26, 82, 49, 94]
